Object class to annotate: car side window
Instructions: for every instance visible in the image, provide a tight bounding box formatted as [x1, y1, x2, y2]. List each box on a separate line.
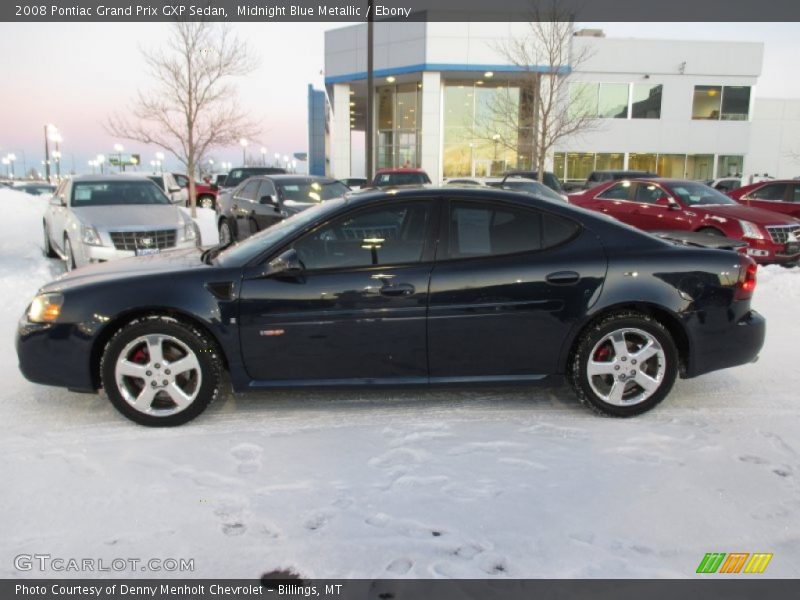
[792, 186, 800, 203]
[258, 180, 277, 199]
[238, 180, 261, 201]
[597, 181, 632, 200]
[292, 202, 431, 271]
[446, 200, 579, 259]
[750, 183, 787, 201]
[634, 183, 665, 204]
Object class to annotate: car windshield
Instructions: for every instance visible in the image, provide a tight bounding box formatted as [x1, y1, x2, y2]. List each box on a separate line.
[216, 197, 347, 266]
[669, 182, 738, 206]
[375, 172, 430, 186]
[503, 180, 566, 202]
[225, 168, 284, 188]
[71, 181, 171, 207]
[277, 180, 349, 203]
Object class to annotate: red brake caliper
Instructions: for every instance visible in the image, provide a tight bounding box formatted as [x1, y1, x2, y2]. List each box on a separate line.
[594, 345, 611, 362]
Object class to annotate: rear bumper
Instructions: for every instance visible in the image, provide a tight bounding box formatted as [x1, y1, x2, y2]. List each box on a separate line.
[685, 309, 765, 378]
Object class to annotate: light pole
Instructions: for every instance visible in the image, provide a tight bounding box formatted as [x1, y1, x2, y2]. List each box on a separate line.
[273, 152, 280, 167]
[96, 154, 105, 175]
[1, 157, 9, 178]
[239, 139, 249, 165]
[113, 144, 124, 172]
[155, 152, 165, 174]
[7, 153, 16, 178]
[43, 123, 57, 182]
[260, 147, 267, 166]
[88, 160, 96, 174]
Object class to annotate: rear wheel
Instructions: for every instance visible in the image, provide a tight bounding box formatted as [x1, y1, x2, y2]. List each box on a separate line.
[43, 221, 57, 258]
[569, 312, 678, 417]
[218, 218, 233, 245]
[100, 317, 222, 426]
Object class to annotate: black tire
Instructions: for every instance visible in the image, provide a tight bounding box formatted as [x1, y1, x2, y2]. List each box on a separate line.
[568, 311, 678, 417]
[218, 218, 234, 245]
[64, 235, 76, 271]
[697, 227, 724, 237]
[43, 221, 57, 258]
[100, 316, 223, 426]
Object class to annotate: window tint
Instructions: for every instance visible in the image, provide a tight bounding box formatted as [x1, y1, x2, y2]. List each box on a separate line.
[750, 183, 787, 201]
[597, 181, 632, 200]
[292, 202, 430, 270]
[238, 180, 261, 201]
[793, 186, 800, 203]
[631, 84, 663, 119]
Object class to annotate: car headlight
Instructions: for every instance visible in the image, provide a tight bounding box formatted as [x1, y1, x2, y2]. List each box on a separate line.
[182, 221, 197, 241]
[739, 220, 764, 240]
[28, 293, 63, 323]
[81, 224, 102, 246]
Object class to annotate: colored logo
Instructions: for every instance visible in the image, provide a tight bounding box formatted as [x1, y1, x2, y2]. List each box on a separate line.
[696, 552, 773, 574]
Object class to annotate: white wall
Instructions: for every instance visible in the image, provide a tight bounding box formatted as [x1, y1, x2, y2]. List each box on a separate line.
[748, 98, 800, 178]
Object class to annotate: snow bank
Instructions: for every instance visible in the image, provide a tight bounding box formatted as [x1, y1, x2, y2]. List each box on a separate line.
[0, 187, 798, 579]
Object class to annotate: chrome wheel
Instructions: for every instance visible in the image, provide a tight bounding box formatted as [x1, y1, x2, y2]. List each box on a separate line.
[219, 220, 232, 245]
[64, 238, 75, 271]
[200, 196, 214, 209]
[586, 327, 666, 407]
[114, 334, 202, 417]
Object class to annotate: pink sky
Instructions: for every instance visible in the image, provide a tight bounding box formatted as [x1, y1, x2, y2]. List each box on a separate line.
[0, 22, 798, 177]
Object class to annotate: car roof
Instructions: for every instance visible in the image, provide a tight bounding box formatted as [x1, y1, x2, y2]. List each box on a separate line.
[70, 174, 163, 182]
[246, 174, 340, 184]
[375, 168, 427, 174]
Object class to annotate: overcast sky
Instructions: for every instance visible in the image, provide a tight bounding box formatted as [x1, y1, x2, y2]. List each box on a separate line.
[0, 22, 798, 176]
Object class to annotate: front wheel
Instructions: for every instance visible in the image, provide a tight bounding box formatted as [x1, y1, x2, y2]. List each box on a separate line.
[198, 195, 215, 209]
[63, 236, 76, 271]
[569, 312, 678, 417]
[100, 317, 222, 426]
[43, 222, 57, 258]
[218, 218, 233, 245]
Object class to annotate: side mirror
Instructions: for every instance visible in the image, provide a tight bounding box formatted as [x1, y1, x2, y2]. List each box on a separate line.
[267, 248, 303, 277]
[50, 194, 65, 206]
[169, 186, 182, 194]
[655, 196, 679, 209]
[260, 194, 277, 205]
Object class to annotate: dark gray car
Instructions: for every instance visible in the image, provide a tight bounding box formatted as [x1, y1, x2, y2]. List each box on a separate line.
[216, 175, 350, 243]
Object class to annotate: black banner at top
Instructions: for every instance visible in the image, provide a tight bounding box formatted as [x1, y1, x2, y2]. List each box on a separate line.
[3, 0, 800, 22]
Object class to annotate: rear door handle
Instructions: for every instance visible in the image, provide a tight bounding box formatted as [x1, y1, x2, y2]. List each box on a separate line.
[546, 271, 580, 285]
[380, 283, 415, 297]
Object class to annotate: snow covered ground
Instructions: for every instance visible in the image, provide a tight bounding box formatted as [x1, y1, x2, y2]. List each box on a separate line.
[0, 187, 798, 579]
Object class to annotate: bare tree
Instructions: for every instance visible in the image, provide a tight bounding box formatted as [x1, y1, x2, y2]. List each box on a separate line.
[107, 21, 259, 216]
[473, 1, 596, 182]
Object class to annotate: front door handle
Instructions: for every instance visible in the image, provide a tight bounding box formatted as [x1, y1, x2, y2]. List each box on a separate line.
[546, 271, 580, 285]
[380, 283, 415, 297]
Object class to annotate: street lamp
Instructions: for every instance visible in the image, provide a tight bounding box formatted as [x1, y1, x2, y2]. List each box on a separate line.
[96, 154, 105, 175]
[291, 159, 297, 173]
[155, 152, 165, 173]
[260, 147, 267, 166]
[7, 153, 16, 178]
[52, 150, 61, 180]
[1, 157, 9, 178]
[88, 159, 96, 174]
[274, 152, 280, 167]
[44, 123, 58, 182]
[239, 138, 249, 165]
[113, 143, 124, 172]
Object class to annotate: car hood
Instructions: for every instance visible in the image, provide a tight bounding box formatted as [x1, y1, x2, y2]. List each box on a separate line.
[283, 199, 319, 213]
[41, 247, 211, 293]
[72, 204, 186, 229]
[694, 203, 800, 225]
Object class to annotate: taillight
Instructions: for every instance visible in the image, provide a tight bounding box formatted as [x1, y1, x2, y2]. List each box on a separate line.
[735, 257, 757, 300]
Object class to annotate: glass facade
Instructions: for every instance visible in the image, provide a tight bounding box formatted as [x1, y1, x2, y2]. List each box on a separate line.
[631, 84, 662, 119]
[443, 81, 528, 177]
[556, 151, 728, 182]
[377, 83, 422, 169]
[569, 82, 663, 120]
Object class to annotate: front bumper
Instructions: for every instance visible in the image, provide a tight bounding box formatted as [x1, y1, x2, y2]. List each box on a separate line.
[684, 309, 766, 378]
[743, 238, 800, 265]
[16, 317, 96, 391]
[75, 238, 199, 267]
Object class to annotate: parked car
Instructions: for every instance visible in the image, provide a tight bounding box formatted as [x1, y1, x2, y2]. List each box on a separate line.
[570, 178, 800, 265]
[42, 175, 200, 271]
[708, 177, 744, 194]
[19, 186, 765, 426]
[727, 180, 800, 219]
[14, 182, 57, 196]
[221, 167, 287, 190]
[502, 170, 565, 194]
[171, 173, 217, 209]
[124, 172, 187, 206]
[444, 176, 567, 202]
[584, 170, 658, 190]
[370, 168, 431, 187]
[342, 177, 368, 190]
[216, 175, 349, 243]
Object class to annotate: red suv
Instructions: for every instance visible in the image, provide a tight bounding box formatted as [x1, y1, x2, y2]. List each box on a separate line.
[727, 180, 800, 219]
[570, 178, 800, 265]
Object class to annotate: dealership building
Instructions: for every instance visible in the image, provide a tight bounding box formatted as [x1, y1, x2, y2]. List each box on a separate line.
[317, 22, 800, 183]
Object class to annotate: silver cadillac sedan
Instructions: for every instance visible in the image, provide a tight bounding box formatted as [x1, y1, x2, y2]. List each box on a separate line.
[43, 175, 200, 271]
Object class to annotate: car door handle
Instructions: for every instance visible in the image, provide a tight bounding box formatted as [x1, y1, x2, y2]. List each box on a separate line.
[546, 271, 580, 285]
[380, 283, 415, 296]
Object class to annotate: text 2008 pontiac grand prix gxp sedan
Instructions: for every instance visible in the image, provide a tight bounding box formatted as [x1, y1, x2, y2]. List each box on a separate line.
[17, 187, 765, 426]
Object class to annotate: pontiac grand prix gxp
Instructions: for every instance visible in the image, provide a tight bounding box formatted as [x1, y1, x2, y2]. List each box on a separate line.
[17, 187, 765, 426]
